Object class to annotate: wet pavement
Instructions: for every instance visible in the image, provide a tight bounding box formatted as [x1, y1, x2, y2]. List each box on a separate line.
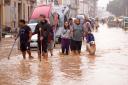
[0, 24, 128, 85]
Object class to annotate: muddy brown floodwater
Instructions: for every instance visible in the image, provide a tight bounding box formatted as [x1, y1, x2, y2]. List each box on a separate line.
[0, 24, 128, 85]
[0, 38, 20, 60]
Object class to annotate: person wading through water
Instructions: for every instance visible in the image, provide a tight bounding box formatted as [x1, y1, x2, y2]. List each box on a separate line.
[71, 18, 84, 54]
[16, 19, 33, 60]
[33, 14, 51, 61]
[68, 18, 74, 52]
[61, 21, 71, 55]
[83, 18, 96, 55]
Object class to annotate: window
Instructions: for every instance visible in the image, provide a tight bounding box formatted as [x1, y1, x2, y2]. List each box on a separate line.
[4, 0, 11, 5]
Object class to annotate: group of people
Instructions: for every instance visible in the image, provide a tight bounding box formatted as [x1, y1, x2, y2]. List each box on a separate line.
[17, 14, 97, 61]
[61, 17, 96, 56]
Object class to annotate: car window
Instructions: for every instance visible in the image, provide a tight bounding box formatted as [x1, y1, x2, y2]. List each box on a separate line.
[28, 25, 36, 33]
[29, 19, 38, 23]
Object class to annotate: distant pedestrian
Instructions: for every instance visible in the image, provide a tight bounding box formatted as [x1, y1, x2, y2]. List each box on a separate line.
[34, 14, 51, 61]
[17, 19, 33, 59]
[95, 17, 99, 31]
[61, 21, 71, 55]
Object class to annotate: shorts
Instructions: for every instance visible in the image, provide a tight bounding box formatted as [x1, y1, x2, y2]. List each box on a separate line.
[20, 42, 30, 52]
[38, 40, 48, 53]
[72, 40, 82, 51]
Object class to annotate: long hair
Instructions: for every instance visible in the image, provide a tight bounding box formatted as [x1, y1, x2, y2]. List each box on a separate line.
[64, 21, 70, 29]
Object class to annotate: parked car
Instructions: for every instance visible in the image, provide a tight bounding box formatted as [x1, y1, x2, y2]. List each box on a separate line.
[27, 23, 38, 48]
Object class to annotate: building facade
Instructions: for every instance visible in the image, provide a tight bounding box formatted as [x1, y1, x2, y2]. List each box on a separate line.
[0, 0, 36, 29]
[38, 0, 61, 5]
[69, 0, 79, 17]
[0, 0, 4, 28]
[78, 0, 97, 17]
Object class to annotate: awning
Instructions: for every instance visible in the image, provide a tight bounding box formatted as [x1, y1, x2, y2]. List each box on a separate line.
[31, 5, 52, 19]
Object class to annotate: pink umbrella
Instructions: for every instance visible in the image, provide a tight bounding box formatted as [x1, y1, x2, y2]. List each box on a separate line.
[31, 5, 52, 19]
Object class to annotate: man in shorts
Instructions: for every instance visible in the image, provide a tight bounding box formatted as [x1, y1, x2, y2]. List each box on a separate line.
[17, 20, 33, 59]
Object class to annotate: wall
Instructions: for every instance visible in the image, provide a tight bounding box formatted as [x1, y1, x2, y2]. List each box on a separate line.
[1, 0, 36, 29]
[70, 0, 79, 17]
[78, 0, 97, 17]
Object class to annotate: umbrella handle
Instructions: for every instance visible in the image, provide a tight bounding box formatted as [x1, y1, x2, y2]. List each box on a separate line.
[39, 28, 42, 61]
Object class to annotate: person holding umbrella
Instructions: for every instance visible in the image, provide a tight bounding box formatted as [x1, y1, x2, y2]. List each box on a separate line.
[34, 14, 51, 61]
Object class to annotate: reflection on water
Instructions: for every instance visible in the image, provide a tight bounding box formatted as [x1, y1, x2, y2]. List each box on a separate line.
[87, 54, 96, 64]
[38, 62, 53, 85]
[18, 61, 32, 80]
[0, 24, 128, 85]
[60, 55, 82, 79]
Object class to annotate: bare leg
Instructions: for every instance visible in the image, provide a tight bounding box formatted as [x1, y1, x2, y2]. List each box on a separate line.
[50, 49, 53, 56]
[44, 52, 48, 61]
[73, 50, 76, 55]
[22, 51, 26, 59]
[27, 50, 33, 59]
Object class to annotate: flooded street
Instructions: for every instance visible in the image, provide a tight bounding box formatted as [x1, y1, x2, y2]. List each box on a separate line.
[0, 24, 128, 85]
[0, 38, 20, 60]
